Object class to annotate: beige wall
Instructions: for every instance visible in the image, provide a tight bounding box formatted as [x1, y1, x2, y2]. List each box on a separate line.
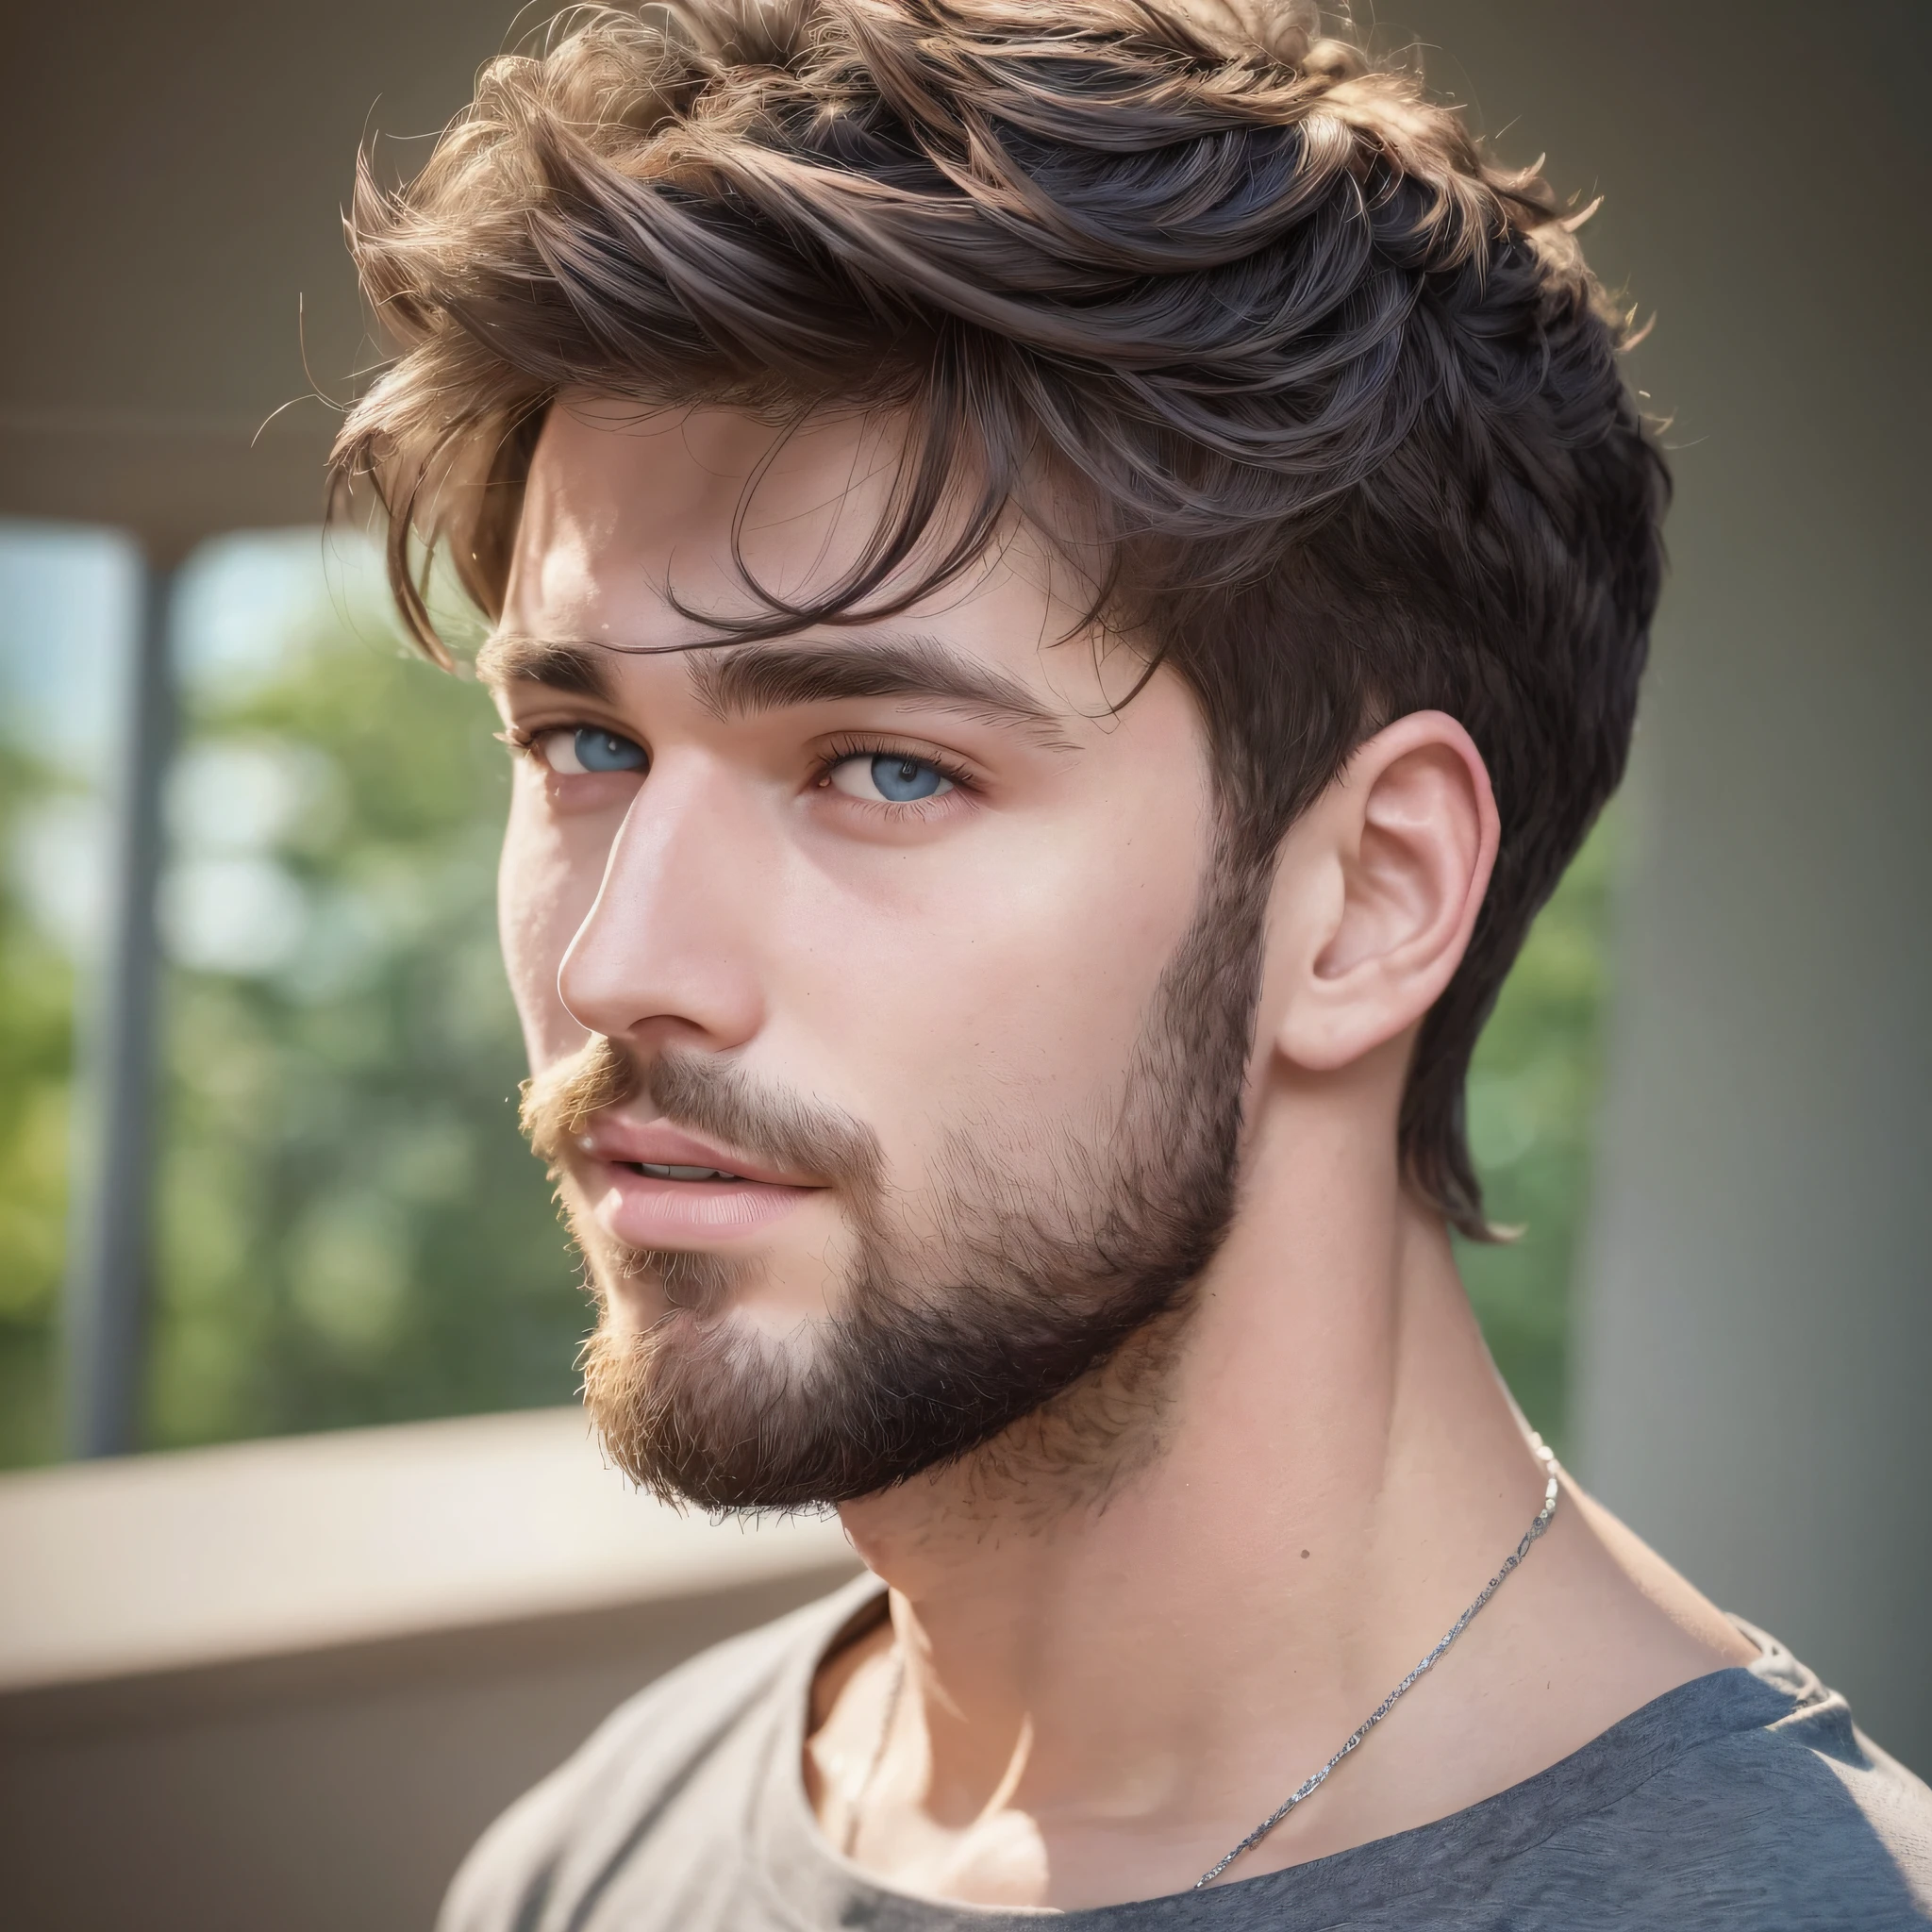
[1383, 0, 1932, 1771]
[0, 1411, 861, 1932]
[1, 1582, 847, 1932]
[0, 0, 511, 553]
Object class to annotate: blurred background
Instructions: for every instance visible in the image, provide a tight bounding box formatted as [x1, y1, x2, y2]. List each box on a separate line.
[0, 529, 582, 1464]
[0, 3, 1925, 1928]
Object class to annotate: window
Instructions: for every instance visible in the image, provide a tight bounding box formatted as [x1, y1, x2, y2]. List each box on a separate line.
[0, 523, 141, 1464]
[0, 524, 583, 1465]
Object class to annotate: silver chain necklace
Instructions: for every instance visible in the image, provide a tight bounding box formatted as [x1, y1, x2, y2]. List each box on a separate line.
[1195, 1440, 1560, 1888]
[841, 1441, 1561, 1893]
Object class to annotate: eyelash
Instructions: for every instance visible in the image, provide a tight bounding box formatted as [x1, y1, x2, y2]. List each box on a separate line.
[494, 724, 548, 760]
[495, 723, 647, 772]
[496, 724, 979, 800]
[811, 733, 979, 801]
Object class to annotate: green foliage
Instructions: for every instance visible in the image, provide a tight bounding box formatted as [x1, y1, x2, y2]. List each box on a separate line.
[0, 738, 77, 1466]
[1457, 815, 1621, 1456]
[144, 585, 587, 1449]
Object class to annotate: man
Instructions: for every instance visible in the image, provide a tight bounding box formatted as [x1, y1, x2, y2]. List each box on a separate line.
[334, 0, 1932, 1922]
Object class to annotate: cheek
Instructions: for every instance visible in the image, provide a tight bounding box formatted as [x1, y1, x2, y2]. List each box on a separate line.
[780, 787, 1210, 1143]
[498, 775, 605, 1070]
[886, 694, 1214, 1116]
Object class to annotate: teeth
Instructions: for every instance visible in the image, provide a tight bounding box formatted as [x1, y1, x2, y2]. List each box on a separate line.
[637, 1161, 740, 1182]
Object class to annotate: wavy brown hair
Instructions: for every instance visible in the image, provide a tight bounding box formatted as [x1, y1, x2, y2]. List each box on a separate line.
[331, 0, 1665, 1237]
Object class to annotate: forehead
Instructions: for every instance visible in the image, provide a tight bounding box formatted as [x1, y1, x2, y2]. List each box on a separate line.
[501, 399, 1108, 703]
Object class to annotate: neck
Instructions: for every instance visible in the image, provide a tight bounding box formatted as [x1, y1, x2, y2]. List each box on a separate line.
[836, 1067, 1529, 1834]
[820, 1062, 1754, 1906]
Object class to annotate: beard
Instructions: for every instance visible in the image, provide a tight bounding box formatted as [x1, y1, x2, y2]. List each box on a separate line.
[524, 853, 1270, 1514]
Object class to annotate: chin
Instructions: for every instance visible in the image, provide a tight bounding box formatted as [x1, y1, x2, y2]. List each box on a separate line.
[577, 1289, 855, 1511]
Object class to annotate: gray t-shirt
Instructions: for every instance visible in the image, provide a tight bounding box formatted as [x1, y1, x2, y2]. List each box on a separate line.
[441, 1577, 1932, 1929]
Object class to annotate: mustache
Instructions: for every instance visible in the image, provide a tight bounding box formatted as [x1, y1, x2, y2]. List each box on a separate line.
[521, 1035, 884, 1193]
[521, 1034, 635, 1157]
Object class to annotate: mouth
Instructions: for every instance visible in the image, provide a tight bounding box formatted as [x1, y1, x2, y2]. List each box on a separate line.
[579, 1123, 821, 1247]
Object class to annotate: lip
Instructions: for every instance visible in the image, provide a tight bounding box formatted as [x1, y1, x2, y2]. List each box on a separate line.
[576, 1115, 820, 1247]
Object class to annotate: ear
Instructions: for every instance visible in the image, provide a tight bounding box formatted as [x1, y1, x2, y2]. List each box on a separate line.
[1268, 711, 1500, 1074]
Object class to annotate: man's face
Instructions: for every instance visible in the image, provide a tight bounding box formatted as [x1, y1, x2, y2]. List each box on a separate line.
[493, 402, 1262, 1509]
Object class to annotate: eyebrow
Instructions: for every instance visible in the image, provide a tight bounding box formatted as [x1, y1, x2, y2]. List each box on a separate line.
[475, 633, 619, 701]
[478, 630, 1077, 748]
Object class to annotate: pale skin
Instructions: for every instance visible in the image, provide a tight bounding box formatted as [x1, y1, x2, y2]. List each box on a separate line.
[489, 397, 1757, 1910]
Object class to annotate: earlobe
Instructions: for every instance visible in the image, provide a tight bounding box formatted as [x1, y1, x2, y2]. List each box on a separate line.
[1272, 712, 1499, 1074]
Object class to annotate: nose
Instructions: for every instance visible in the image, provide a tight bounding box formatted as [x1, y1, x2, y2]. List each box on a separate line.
[557, 753, 769, 1057]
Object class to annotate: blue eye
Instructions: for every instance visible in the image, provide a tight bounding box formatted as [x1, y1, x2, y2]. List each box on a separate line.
[576, 729, 646, 773]
[827, 753, 955, 803]
[871, 755, 945, 801]
[536, 727, 648, 775]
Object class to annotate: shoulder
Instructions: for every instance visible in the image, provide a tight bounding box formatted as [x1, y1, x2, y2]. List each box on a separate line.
[1300, 1630, 1932, 1931]
[1537, 1629, 1932, 1928]
[436, 1577, 879, 1932]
